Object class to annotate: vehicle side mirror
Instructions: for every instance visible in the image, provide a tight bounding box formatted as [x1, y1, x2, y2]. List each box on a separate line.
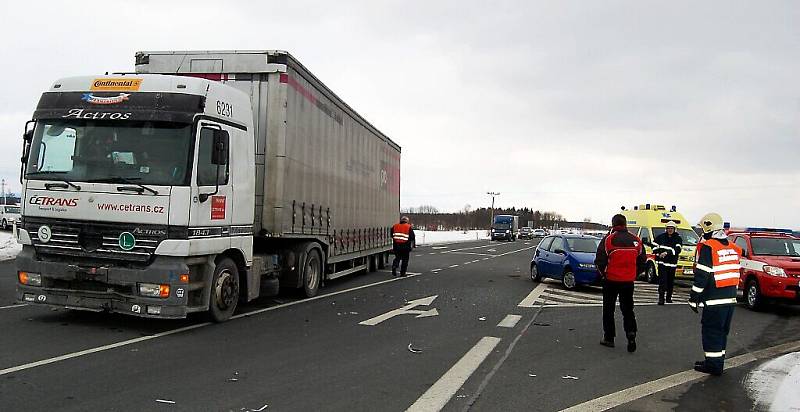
[741, 249, 748, 258]
[211, 129, 229, 165]
[554, 248, 566, 255]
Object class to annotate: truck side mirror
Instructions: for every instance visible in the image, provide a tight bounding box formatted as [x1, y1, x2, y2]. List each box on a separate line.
[211, 129, 229, 165]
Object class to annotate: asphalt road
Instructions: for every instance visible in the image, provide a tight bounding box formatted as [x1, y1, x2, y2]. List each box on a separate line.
[0, 239, 798, 411]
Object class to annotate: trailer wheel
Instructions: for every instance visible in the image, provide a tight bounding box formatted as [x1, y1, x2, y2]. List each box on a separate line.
[207, 258, 240, 323]
[377, 253, 386, 270]
[302, 248, 322, 298]
[368, 254, 378, 273]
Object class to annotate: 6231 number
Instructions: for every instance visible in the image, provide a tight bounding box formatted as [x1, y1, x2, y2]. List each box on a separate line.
[216, 101, 233, 118]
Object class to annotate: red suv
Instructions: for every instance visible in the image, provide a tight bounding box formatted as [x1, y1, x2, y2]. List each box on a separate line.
[728, 231, 800, 310]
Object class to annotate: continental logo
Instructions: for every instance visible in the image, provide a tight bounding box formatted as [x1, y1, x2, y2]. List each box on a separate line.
[29, 196, 78, 207]
[90, 78, 142, 91]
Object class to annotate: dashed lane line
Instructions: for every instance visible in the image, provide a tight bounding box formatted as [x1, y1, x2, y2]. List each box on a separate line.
[559, 338, 800, 412]
[0, 304, 28, 310]
[406, 337, 502, 412]
[496, 315, 522, 328]
[449, 264, 459, 268]
[431, 269, 442, 273]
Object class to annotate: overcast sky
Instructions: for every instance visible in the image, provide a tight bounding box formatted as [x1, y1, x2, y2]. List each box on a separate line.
[1, 1, 798, 228]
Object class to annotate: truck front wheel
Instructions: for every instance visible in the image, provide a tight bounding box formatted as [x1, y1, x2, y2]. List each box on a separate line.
[302, 248, 322, 298]
[207, 258, 240, 322]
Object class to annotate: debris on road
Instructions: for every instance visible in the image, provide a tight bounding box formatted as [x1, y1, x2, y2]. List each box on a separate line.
[155, 399, 176, 404]
[407, 343, 423, 354]
[528, 374, 537, 377]
[478, 317, 487, 321]
[561, 375, 579, 380]
[533, 322, 551, 327]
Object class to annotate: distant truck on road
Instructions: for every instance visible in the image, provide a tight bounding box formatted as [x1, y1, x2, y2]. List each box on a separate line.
[491, 215, 519, 241]
[16, 50, 400, 322]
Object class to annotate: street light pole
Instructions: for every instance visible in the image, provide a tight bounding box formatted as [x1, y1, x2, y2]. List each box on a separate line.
[486, 192, 500, 229]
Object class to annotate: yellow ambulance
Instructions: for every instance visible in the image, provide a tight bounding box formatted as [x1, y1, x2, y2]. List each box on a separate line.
[621, 204, 700, 282]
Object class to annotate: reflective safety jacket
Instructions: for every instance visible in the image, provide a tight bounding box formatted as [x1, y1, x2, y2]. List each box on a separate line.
[652, 232, 683, 267]
[689, 238, 742, 307]
[392, 222, 415, 251]
[595, 227, 647, 282]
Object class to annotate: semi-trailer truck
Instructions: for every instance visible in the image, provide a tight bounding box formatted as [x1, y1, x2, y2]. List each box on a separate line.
[16, 50, 400, 322]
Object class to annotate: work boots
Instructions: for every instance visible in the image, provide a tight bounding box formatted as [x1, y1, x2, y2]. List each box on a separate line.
[626, 332, 637, 353]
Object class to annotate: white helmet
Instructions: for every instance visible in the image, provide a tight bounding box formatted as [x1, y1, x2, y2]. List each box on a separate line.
[665, 221, 677, 229]
[698, 212, 724, 234]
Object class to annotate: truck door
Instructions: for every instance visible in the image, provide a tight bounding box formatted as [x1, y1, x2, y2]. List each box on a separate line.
[189, 123, 233, 238]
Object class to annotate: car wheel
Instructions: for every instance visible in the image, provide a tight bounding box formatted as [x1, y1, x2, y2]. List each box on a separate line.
[646, 264, 657, 284]
[206, 257, 240, 323]
[745, 279, 764, 311]
[562, 270, 577, 290]
[530, 263, 542, 282]
[1, 219, 6, 231]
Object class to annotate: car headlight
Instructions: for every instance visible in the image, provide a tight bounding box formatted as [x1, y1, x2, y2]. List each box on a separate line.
[763, 266, 787, 277]
[138, 283, 171, 298]
[578, 263, 596, 269]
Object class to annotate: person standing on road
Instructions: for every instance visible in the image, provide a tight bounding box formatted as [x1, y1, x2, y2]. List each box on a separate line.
[594, 214, 647, 352]
[689, 212, 741, 376]
[391, 216, 416, 277]
[653, 221, 683, 305]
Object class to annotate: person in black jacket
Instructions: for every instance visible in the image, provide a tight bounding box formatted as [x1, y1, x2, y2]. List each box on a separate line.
[652, 221, 683, 304]
[595, 214, 647, 352]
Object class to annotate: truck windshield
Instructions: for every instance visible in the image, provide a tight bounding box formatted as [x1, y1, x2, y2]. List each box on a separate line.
[751, 237, 800, 257]
[651, 227, 700, 246]
[567, 238, 600, 253]
[25, 120, 192, 186]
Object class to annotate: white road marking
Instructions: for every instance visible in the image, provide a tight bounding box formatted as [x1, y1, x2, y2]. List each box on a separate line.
[497, 314, 522, 328]
[463, 261, 471, 265]
[0, 272, 425, 376]
[447, 252, 494, 256]
[359, 295, 439, 326]
[559, 339, 800, 412]
[0, 304, 27, 310]
[518, 284, 548, 307]
[431, 269, 441, 273]
[432, 246, 449, 249]
[449, 264, 459, 268]
[494, 245, 537, 257]
[429, 253, 436, 255]
[406, 336, 501, 412]
[377, 270, 423, 276]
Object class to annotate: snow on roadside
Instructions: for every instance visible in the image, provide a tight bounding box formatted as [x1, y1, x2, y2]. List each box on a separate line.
[744, 351, 800, 411]
[0, 231, 22, 261]
[415, 230, 489, 245]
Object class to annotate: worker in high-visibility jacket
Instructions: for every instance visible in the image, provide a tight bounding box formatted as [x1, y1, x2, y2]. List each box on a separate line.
[689, 212, 742, 376]
[652, 221, 683, 305]
[391, 216, 416, 277]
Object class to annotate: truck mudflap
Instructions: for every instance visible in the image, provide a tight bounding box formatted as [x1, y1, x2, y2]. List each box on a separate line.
[15, 247, 195, 319]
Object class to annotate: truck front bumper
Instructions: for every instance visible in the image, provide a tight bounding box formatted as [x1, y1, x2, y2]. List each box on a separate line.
[15, 247, 194, 319]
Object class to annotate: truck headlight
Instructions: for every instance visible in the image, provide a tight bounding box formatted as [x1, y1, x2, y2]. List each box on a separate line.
[138, 283, 171, 298]
[578, 263, 596, 269]
[18, 271, 42, 286]
[763, 266, 787, 277]
[506, 230, 510, 233]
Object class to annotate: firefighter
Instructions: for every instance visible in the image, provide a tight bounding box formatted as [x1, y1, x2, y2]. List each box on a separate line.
[595, 214, 647, 352]
[391, 216, 416, 277]
[653, 221, 683, 305]
[689, 212, 741, 376]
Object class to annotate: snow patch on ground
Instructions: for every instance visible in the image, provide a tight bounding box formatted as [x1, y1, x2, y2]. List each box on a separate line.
[0, 231, 21, 261]
[744, 351, 800, 411]
[415, 230, 489, 245]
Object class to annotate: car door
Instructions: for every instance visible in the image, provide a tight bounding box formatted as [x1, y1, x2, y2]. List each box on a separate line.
[535, 236, 554, 277]
[548, 236, 568, 279]
[733, 236, 750, 285]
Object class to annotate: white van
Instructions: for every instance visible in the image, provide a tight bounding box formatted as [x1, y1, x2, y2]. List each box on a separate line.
[0, 204, 21, 230]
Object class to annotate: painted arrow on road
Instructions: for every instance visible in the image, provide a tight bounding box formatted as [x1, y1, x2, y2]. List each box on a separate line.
[359, 295, 439, 326]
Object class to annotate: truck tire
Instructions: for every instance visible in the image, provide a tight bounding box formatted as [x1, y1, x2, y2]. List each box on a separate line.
[207, 258, 240, 323]
[377, 253, 386, 270]
[745, 279, 764, 311]
[368, 254, 378, 273]
[302, 248, 322, 298]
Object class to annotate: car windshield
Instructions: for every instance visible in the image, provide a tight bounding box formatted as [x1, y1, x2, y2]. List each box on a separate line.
[567, 238, 600, 253]
[25, 119, 193, 186]
[751, 237, 800, 256]
[651, 227, 700, 246]
[4, 206, 20, 214]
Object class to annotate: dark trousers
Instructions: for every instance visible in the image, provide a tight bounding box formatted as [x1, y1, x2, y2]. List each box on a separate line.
[392, 249, 410, 276]
[701, 304, 735, 374]
[602, 281, 637, 340]
[658, 264, 676, 301]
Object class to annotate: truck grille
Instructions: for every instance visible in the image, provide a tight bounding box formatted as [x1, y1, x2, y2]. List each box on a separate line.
[25, 219, 166, 263]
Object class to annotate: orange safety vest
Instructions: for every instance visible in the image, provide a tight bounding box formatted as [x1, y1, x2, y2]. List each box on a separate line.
[695, 239, 742, 288]
[392, 223, 412, 244]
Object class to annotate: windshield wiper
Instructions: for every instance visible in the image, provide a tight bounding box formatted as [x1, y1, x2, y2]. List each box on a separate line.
[87, 176, 159, 195]
[26, 171, 82, 191]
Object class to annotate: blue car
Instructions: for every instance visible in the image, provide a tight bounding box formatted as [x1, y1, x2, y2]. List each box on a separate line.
[530, 234, 601, 289]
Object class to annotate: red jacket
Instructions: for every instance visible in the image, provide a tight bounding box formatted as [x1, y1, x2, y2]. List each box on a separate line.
[595, 227, 647, 282]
